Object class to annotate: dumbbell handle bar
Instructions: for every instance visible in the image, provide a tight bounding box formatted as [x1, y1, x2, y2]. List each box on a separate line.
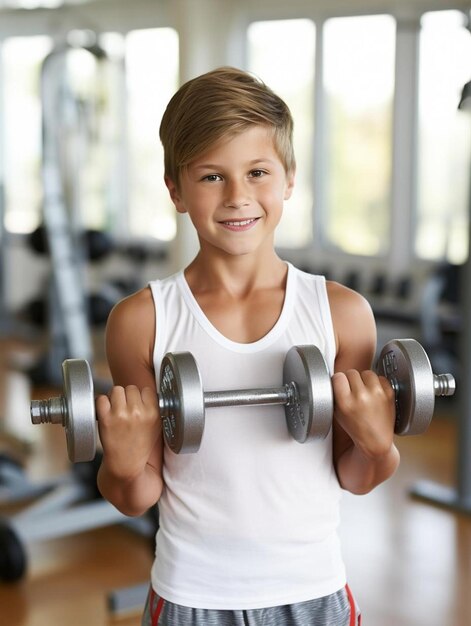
[201, 384, 295, 409]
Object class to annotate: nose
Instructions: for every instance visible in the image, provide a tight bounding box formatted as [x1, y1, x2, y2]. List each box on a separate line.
[223, 179, 250, 209]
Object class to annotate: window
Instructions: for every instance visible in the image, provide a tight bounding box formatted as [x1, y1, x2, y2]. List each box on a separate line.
[2, 36, 52, 234]
[415, 10, 471, 264]
[125, 28, 179, 241]
[248, 19, 315, 248]
[323, 15, 396, 256]
[1, 29, 179, 242]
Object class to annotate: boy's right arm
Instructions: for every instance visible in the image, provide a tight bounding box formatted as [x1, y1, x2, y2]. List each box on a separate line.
[96, 288, 164, 517]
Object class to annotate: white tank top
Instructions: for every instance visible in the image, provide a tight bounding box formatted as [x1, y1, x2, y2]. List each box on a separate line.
[148, 262, 345, 610]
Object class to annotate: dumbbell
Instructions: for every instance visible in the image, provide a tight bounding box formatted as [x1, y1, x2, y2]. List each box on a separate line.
[30, 345, 332, 461]
[30, 339, 455, 462]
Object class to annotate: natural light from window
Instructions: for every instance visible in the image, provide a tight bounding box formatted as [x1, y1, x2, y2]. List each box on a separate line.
[323, 14, 396, 256]
[125, 28, 179, 241]
[416, 10, 471, 264]
[248, 19, 315, 249]
[2, 36, 52, 234]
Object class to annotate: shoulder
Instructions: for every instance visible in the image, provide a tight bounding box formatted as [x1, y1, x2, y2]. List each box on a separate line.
[107, 287, 155, 334]
[326, 280, 374, 321]
[105, 287, 156, 372]
[326, 280, 376, 368]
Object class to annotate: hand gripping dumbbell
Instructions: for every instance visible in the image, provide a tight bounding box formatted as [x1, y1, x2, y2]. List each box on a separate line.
[30, 339, 455, 462]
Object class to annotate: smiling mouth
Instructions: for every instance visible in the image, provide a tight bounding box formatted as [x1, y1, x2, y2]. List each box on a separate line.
[220, 218, 260, 228]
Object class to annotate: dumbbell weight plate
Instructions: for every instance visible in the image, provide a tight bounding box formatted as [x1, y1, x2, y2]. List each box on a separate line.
[283, 345, 333, 442]
[376, 339, 434, 436]
[159, 352, 205, 454]
[62, 359, 97, 462]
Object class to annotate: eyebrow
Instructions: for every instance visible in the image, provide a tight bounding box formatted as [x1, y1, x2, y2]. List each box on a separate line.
[192, 159, 276, 171]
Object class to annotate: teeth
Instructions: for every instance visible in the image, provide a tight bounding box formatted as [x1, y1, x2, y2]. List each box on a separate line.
[223, 219, 256, 226]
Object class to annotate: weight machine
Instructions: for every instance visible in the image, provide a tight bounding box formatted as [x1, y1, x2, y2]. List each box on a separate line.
[0, 32, 155, 588]
[30, 33, 106, 384]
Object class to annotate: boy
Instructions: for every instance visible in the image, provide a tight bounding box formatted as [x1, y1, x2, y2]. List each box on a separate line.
[96, 67, 399, 625]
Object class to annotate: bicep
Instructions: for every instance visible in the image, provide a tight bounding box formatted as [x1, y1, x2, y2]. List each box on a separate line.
[327, 282, 378, 461]
[333, 298, 376, 374]
[105, 288, 157, 388]
[104, 289, 163, 468]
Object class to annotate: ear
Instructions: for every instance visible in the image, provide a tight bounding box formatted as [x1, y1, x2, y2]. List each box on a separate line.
[284, 170, 295, 201]
[165, 176, 186, 214]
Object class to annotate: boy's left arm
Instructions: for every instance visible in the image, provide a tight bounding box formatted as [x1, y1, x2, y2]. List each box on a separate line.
[328, 281, 400, 495]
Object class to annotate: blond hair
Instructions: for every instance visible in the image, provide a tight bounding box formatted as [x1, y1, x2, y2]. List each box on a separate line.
[159, 67, 295, 186]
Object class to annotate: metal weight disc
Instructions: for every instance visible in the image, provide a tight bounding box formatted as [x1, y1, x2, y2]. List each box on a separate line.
[376, 339, 435, 436]
[159, 352, 205, 454]
[62, 359, 97, 462]
[283, 345, 333, 442]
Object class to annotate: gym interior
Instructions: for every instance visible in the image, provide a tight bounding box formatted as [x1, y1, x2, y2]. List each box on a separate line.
[0, 0, 470, 624]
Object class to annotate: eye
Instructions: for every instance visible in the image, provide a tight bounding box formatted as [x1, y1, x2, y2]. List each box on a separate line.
[249, 169, 267, 178]
[202, 174, 222, 182]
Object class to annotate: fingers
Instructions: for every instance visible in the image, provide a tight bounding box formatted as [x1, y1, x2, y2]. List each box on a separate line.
[95, 385, 158, 421]
[378, 375, 396, 401]
[95, 384, 160, 480]
[332, 366, 397, 443]
[332, 369, 395, 417]
[141, 386, 159, 409]
[333, 369, 393, 391]
[109, 384, 140, 405]
[95, 393, 111, 415]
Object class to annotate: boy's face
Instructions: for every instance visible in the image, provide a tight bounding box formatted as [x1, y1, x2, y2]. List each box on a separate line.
[165, 125, 295, 258]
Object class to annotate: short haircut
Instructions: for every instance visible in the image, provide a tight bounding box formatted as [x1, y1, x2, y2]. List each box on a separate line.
[159, 66, 295, 186]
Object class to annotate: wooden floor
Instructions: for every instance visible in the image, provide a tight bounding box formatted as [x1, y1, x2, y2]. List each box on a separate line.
[1, 339, 470, 626]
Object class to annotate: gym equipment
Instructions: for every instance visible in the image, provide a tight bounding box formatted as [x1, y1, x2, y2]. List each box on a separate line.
[107, 582, 150, 616]
[38, 39, 97, 379]
[26, 32, 123, 385]
[29, 225, 115, 262]
[0, 452, 157, 582]
[160, 346, 333, 452]
[30, 339, 455, 461]
[31, 359, 97, 463]
[376, 339, 455, 435]
[107, 505, 160, 616]
[31, 345, 333, 459]
[0, 519, 26, 582]
[0, 453, 64, 506]
[23, 230, 123, 330]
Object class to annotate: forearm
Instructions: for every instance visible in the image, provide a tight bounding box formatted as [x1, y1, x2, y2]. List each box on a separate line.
[97, 460, 163, 517]
[335, 442, 400, 495]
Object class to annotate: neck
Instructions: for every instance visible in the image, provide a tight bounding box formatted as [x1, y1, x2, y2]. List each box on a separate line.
[185, 248, 287, 296]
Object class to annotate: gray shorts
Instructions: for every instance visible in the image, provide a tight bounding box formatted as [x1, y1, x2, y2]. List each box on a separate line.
[141, 585, 361, 626]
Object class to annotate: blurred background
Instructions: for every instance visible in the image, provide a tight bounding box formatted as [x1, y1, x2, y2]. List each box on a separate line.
[0, 0, 470, 624]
